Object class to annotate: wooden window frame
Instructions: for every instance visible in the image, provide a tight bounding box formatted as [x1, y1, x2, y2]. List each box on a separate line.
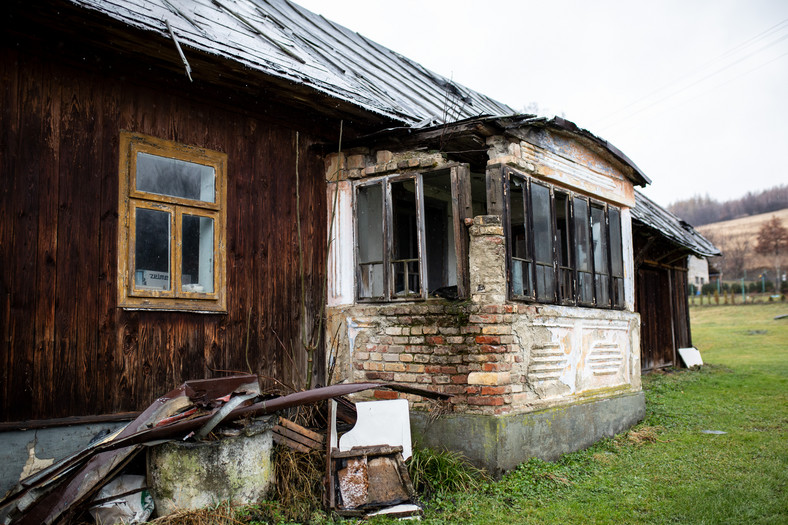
[353, 165, 472, 303]
[501, 166, 624, 309]
[118, 131, 227, 312]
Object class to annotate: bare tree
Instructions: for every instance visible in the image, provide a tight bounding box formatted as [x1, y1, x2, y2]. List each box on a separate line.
[755, 216, 788, 288]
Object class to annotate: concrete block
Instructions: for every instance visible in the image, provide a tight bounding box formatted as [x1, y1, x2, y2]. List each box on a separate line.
[148, 417, 275, 516]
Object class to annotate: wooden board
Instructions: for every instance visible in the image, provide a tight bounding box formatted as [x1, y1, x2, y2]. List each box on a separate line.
[0, 35, 332, 422]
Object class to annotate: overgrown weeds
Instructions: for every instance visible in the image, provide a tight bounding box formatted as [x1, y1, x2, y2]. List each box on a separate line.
[407, 447, 487, 498]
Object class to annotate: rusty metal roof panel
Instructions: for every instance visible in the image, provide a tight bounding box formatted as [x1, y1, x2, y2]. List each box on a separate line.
[67, 0, 514, 124]
[632, 190, 721, 257]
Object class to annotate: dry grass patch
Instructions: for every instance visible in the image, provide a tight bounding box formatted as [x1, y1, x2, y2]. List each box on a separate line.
[147, 501, 241, 525]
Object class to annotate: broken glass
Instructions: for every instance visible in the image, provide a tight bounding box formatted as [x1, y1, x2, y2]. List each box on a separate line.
[182, 215, 214, 293]
[357, 184, 385, 299]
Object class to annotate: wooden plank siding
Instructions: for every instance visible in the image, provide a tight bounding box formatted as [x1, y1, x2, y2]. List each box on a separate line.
[0, 45, 329, 423]
[633, 230, 693, 373]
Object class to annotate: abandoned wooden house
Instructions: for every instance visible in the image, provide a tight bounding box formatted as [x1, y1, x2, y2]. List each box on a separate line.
[0, 0, 718, 485]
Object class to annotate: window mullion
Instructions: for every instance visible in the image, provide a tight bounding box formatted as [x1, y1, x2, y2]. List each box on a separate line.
[566, 193, 577, 305]
[587, 200, 597, 306]
[525, 179, 538, 301]
[415, 175, 427, 300]
[605, 205, 614, 309]
[383, 177, 393, 301]
[174, 208, 183, 297]
[549, 187, 559, 304]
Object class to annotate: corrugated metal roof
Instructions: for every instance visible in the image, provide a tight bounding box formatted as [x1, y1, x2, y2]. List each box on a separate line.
[69, 0, 514, 125]
[632, 190, 721, 257]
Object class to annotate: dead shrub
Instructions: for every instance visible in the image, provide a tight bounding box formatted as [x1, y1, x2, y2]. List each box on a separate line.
[273, 445, 325, 522]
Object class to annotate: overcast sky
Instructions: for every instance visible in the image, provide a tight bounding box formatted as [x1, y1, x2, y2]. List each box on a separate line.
[295, 0, 788, 208]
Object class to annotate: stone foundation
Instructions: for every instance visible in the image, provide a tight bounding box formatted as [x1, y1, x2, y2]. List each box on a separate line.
[411, 391, 645, 476]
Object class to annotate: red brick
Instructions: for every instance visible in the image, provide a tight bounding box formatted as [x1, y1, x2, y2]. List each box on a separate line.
[483, 362, 512, 372]
[481, 386, 506, 395]
[440, 366, 457, 374]
[467, 396, 504, 406]
[374, 390, 399, 400]
[475, 335, 501, 344]
[425, 365, 442, 374]
[480, 344, 506, 353]
[451, 374, 468, 384]
[426, 335, 445, 345]
[365, 372, 394, 381]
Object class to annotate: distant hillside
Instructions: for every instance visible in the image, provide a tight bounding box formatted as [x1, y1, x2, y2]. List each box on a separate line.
[668, 184, 788, 226]
[697, 208, 788, 279]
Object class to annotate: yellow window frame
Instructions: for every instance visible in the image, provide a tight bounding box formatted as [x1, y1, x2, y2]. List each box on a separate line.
[118, 131, 227, 312]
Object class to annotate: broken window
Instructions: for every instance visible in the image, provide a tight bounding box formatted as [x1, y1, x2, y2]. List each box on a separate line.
[354, 166, 472, 302]
[504, 168, 626, 309]
[118, 132, 227, 311]
[608, 207, 625, 308]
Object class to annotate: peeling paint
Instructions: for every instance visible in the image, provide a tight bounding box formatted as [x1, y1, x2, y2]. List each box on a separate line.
[19, 436, 54, 480]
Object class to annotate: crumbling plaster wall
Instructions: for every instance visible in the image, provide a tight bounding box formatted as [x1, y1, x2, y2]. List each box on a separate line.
[324, 134, 641, 418]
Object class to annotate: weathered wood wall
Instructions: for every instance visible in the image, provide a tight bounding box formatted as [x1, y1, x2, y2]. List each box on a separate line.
[0, 42, 330, 423]
[633, 234, 692, 373]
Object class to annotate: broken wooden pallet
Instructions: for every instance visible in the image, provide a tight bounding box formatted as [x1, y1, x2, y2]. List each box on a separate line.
[272, 416, 325, 453]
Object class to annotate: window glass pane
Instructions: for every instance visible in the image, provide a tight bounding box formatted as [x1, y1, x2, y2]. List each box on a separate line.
[530, 183, 553, 264]
[609, 207, 623, 277]
[555, 192, 572, 302]
[578, 272, 594, 304]
[509, 175, 533, 297]
[510, 176, 527, 259]
[511, 259, 533, 297]
[182, 215, 214, 293]
[423, 173, 454, 293]
[574, 198, 590, 272]
[136, 152, 215, 203]
[357, 184, 384, 298]
[608, 207, 624, 308]
[536, 264, 555, 301]
[574, 197, 593, 304]
[391, 179, 420, 297]
[592, 205, 609, 306]
[613, 278, 625, 308]
[134, 208, 171, 290]
[530, 183, 554, 302]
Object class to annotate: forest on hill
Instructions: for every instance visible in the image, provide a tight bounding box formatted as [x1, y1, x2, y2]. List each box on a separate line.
[668, 184, 788, 226]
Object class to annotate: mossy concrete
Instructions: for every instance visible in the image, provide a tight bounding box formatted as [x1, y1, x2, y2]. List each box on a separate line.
[411, 391, 645, 477]
[147, 417, 275, 516]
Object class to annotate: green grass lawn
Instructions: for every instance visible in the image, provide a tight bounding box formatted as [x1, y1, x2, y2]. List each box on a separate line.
[399, 302, 788, 525]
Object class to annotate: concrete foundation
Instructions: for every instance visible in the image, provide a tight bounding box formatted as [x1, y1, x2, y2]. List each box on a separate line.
[0, 422, 129, 497]
[410, 391, 645, 476]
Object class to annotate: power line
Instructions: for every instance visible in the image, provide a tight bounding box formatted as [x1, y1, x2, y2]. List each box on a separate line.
[596, 18, 788, 126]
[598, 31, 788, 131]
[603, 50, 788, 135]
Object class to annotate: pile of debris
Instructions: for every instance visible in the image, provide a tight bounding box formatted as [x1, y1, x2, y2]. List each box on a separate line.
[0, 375, 449, 523]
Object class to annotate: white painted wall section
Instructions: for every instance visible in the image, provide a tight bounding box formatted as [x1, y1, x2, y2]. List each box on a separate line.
[327, 180, 354, 306]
